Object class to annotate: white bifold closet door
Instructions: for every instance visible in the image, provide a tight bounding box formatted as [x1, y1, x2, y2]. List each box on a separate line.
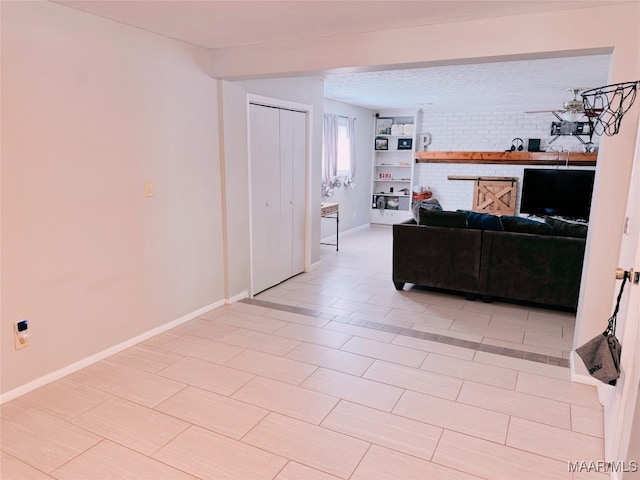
[250, 103, 306, 294]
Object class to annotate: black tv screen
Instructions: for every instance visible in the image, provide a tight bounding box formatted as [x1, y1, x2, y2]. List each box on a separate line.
[520, 168, 595, 221]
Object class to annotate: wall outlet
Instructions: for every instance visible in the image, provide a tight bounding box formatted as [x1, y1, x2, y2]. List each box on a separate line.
[14, 320, 29, 350]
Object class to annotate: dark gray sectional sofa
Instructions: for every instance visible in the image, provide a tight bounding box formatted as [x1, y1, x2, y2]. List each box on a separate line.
[392, 212, 587, 310]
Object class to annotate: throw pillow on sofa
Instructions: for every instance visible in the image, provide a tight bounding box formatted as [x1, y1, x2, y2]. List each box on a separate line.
[418, 210, 468, 228]
[458, 210, 504, 231]
[545, 216, 588, 238]
[501, 215, 555, 235]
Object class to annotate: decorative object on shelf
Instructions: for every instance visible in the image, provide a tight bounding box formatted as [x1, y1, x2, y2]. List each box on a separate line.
[391, 124, 404, 135]
[581, 80, 640, 136]
[509, 138, 524, 151]
[386, 197, 400, 209]
[527, 138, 541, 152]
[377, 172, 392, 180]
[375, 137, 389, 150]
[412, 185, 433, 204]
[419, 133, 432, 151]
[397, 138, 413, 150]
[375, 117, 393, 135]
[403, 124, 414, 135]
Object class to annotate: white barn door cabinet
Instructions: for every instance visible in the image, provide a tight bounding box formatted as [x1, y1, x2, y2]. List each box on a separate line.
[249, 103, 306, 295]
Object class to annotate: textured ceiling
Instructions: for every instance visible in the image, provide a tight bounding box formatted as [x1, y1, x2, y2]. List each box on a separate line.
[54, 1, 616, 112]
[323, 55, 612, 111]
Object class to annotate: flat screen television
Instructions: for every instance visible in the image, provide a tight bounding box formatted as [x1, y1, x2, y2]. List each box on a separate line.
[520, 168, 595, 221]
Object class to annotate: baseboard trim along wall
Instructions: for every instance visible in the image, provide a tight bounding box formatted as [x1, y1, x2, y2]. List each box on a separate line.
[320, 222, 370, 244]
[569, 351, 601, 389]
[226, 291, 249, 304]
[0, 300, 226, 405]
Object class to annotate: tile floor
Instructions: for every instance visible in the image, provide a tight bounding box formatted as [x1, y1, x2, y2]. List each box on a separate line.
[1, 226, 605, 479]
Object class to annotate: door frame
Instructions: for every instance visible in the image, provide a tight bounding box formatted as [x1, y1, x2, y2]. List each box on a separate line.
[246, 94, 314, 296]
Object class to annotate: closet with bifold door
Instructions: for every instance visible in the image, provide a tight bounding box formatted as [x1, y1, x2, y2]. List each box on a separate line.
[249, 102, 306, 295]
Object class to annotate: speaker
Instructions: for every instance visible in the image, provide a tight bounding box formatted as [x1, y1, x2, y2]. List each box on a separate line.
[510, 138, 524, 151]
[527, 138, 541, 152]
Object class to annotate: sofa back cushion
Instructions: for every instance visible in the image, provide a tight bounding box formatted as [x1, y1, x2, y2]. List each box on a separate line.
[501, 215, 555, 235]
[458, 210, 504, 231]
[419, 210, 468, 228]
[545, 216, 588, 238]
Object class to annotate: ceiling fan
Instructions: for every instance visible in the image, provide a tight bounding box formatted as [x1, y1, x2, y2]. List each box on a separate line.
[526, 88, 601, 148]
[525, 88, 588, 120]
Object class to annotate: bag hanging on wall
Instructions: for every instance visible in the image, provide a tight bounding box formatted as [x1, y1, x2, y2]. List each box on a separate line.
[576, 272, 628, 386]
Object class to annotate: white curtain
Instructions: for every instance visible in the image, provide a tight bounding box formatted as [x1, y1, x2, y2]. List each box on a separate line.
[322, 113, 356, 197]
[322, 114, 338, 197]
[345, 116, 356, 187]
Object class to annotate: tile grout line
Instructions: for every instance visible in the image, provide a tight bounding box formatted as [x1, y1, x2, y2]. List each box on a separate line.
[240, 298, 570, 368]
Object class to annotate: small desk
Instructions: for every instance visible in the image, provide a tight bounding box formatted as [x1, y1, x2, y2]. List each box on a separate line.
[320, 202, 339, 251]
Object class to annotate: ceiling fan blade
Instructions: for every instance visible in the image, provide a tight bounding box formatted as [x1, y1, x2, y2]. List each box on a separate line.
[524, 109, 568, 114]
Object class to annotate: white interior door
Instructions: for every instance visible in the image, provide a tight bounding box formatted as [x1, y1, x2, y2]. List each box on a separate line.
[601, 122, 640, 479]
[249, 103, 307, 295]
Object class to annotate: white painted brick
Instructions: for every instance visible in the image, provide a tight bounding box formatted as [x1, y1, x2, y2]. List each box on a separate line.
[417, 110, 596, 154]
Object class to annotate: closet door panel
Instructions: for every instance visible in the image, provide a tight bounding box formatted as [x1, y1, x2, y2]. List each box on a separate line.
[249, 103, 306, 295]
[279, 109, 294, 281]
[250, 104, 282, 294]
[291, 110, 306, 274]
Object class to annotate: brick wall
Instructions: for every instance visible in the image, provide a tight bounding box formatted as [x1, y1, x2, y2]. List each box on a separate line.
[414, 111, 597, 213]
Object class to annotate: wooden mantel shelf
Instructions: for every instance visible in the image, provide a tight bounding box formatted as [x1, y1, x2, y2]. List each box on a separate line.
[415, 151, 597, 166]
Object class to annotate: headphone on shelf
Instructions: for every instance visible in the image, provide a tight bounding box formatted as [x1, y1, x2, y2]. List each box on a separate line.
[510, 138, 524, 151]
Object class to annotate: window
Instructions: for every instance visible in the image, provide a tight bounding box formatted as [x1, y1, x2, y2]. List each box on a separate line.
[322, 113, 356, 196]
[335, 116, 351, 176]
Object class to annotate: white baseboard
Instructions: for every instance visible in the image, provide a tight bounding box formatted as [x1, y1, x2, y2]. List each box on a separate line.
[226, 291, 248, 304]
[320, 222, 370, 243]
[569, 350, 601, 387]
[309, 260, 322, 271]
[0, 300, 225, 405]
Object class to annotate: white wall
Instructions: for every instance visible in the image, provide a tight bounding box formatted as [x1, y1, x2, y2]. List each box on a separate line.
[419, 110, 600, 153]
[1, 2, 225, 395]
[321, 99, 375, 239]
[219, 76, 324, 299]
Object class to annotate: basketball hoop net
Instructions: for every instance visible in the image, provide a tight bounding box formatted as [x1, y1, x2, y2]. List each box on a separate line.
[581, 81, 640, 136]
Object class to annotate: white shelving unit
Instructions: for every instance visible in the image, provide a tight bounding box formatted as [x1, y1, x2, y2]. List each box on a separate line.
[370, 113, 417, 224]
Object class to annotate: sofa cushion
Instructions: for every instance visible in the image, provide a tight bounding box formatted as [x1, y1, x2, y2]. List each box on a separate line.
[501, 215, 555, 235]
[458, 210, 504, 231]
[419, 210, 468, 228]
[411, 198, 442, 222]
[545, 216, 588, 238]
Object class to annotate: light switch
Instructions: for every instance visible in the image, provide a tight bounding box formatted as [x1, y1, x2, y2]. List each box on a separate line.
[144, 180, 154, 198]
